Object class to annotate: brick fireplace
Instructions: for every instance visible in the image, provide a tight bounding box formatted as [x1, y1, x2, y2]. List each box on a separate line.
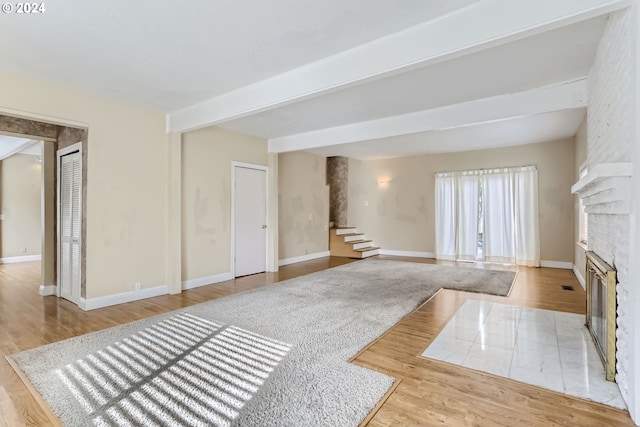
[572, 162, 631, 384]
[576, 4, 639, 422]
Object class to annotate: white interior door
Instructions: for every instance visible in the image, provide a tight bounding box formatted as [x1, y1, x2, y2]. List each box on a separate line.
[58, 150, 81, 303]
[234, 166, 267, 277]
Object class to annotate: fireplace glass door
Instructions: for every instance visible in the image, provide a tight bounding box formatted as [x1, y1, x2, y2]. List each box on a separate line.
[589, 267, 607, 357]
[585, 251, 617, 381]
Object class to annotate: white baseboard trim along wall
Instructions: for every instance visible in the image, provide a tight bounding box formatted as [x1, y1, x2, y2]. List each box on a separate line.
[0, 254, 41, 264]
[39, 284, 56, 296]
[540, 260, 573, 269]
[70, 256, 578, 311]
[279, 251, 330, 267]
[80, 285, 169, 311]
[79, 272, 236, 310]
[378, 249, 435, 258]
[376, 251, 573, 271]
[573, 265, 586, 289]
[182, 272, 234, 290]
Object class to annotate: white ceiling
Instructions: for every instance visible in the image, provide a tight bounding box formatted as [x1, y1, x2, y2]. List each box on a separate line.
[0, 135, 40, 160]
[0, 0, 477, 111]
[0, 0, 625, 159]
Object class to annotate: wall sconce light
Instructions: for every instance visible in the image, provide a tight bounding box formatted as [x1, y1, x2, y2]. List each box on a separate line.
[377, 176, 392, 186]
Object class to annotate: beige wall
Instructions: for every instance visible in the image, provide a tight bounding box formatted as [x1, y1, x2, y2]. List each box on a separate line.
[278, 151, 329, 260]
[0, 154, 41, 258]
[349, 138, 576, 262]
[574, 118, 588, 285]
[0, 70, 167, 299]
[181, 126, 267, 281]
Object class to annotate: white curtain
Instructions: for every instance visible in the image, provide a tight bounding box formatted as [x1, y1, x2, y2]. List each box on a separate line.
[435, 175, 456, 260]
[482, 167, 539, 266]
[456, 175, 479, 260]
[435, 173, 479, 261]
[435, 166, 539, 266]
[514, 168, 540, 266]
[482, 172, 515, 264]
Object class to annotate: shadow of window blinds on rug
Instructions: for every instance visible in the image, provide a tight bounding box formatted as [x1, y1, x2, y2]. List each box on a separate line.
[55, 312, 291, 426]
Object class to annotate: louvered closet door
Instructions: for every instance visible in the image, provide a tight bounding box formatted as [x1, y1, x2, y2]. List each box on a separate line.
[59, 152, 81, 303]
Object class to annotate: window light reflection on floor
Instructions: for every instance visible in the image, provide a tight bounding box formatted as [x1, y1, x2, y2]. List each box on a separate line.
[55, 313, 291, 426]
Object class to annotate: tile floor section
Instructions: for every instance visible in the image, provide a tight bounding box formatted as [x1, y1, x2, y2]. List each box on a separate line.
[422, 300, 625, 409]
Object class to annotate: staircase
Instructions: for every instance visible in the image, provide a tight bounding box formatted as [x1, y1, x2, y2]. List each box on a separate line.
[329, 227, 380, 259]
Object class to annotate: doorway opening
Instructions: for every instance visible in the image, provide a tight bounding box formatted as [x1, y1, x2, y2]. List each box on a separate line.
[0, 136, 44, 283]
[0, 113, 87, 304]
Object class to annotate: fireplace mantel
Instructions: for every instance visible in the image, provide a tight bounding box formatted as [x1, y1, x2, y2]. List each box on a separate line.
[571, 162, 632, 214]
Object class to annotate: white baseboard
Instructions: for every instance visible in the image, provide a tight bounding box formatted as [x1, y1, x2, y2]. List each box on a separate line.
[0, 254, 41, 264]
[182, 272, 233, 290]
[39, 284, 56, 296]
[279, 251, 330, 267]
[80, 285, 169, 311]
[573, 265, 586, 289]
[540, 260, 573, 270]
[375, 253, 572, 269]
[378, 249, 435, 259]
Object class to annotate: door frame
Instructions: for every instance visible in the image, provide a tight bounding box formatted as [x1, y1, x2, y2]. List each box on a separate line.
[231, 161, 269, 277]
[56, 142, 83, 304]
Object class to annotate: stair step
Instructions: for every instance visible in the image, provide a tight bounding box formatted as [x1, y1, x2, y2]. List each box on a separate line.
[354, 247, 380, 258]
[329, 226, 380, 259]
[354, 246, 380, 253]
[351, 240, 373, 250]
[343, 233, 364, 242]
[335, 227, 358, 235]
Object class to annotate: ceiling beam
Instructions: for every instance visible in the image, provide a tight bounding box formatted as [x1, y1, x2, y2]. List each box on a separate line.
[268, 79, 588, 153]
[167, 0, 628, 133]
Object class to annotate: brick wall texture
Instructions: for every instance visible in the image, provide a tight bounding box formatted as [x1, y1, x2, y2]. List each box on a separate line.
[587, 8, 634, 403]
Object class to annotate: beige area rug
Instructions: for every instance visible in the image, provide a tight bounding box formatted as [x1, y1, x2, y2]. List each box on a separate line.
[8, 259, 515, 426]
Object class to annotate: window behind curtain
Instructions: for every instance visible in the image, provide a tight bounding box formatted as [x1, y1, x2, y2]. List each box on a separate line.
[435, 166, 539, 266]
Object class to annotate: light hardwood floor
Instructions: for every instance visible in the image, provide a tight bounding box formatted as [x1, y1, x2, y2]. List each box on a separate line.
[0, 257, 635, 426]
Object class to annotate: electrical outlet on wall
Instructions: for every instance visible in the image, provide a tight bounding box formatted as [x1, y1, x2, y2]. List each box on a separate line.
[134, 282, 141, 292]
[21, 248, 27, 253]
